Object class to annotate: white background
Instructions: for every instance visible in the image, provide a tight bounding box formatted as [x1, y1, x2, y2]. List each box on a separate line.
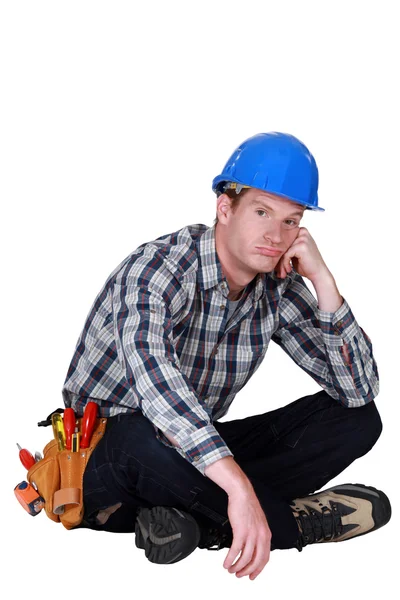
[1, 1, 398, 598]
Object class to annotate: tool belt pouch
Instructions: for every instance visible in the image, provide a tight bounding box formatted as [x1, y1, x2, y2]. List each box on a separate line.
[26, 417, 107, 530]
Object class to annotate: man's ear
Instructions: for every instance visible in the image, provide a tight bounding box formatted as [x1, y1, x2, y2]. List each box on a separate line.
[216, 193, 233, 224]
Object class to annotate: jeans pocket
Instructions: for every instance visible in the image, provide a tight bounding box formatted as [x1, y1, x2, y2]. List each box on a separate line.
[270, 421, 309, 449]
[283, 424, 309, 448]
[268, 393, 327, 449]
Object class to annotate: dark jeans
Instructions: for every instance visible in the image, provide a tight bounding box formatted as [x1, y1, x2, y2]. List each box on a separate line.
[78, 390, 383, 550]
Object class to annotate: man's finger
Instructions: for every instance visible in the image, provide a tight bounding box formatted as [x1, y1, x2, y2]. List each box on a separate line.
[236, 542, 270, 578]
[223, 541, 243, 569]
[234, 546, 258, 577]
[228, 542, 255, 574]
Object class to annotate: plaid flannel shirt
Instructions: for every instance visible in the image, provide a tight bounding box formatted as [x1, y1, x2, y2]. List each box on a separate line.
[62, 223, 379, 475]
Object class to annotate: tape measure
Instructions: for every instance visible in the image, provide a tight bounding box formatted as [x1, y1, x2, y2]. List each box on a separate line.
[14, 481, 45, 516]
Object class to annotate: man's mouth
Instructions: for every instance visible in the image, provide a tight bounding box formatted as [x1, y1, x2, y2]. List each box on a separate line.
[255, 246, 282, 257]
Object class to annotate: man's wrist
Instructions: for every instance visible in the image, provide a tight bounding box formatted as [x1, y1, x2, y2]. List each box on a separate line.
[310, 267, 334, 289]
[311, 269, 343, 313]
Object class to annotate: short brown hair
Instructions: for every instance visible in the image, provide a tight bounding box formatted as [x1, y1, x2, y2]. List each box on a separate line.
[213, 187, 250, 225]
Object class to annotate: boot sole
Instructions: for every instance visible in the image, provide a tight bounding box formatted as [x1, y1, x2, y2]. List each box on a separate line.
[135, 506, 201, 564]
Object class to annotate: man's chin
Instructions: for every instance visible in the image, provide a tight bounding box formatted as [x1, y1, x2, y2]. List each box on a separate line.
[253, 255, 280, 273]
[239, 254, 280, 277]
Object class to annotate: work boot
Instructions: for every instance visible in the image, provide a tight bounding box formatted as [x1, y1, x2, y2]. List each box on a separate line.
[135, 506, 201, 564]
[290, 483, 391, 552]
[197, 522, 233, 551]
[135, 506, 233, 564]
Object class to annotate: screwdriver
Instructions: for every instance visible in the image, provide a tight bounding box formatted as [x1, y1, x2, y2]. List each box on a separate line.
[51, 413, 66, 451]
[71, 427, 80, 452]
[80, 401, 98, 449]
[63, 408, 76, 450]
[16, 443, 36, 470]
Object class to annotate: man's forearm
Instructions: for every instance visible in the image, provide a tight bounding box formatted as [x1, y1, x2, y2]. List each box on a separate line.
[204, 456, 253, 496]
[164, 431, 253, 495]
[311, 269, 343, 312]
[311, 270, 351, 364]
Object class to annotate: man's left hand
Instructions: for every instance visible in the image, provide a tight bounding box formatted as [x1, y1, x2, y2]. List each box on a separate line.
[275, 227, 330, 283]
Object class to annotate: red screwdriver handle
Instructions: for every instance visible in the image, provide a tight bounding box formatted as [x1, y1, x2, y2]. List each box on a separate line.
[80, 402, 98, 449]
[17, 444, 36, 470]
[63, 408, 76, 450]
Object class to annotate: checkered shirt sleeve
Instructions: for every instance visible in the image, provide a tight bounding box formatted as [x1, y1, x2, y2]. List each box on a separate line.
[272, 273, 379, 408]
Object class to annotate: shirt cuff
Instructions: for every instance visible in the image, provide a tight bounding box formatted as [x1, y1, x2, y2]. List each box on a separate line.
[317, 297, 359, 346]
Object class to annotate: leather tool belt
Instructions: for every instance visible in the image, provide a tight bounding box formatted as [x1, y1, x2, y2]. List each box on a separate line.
[26, 416, 107, 530]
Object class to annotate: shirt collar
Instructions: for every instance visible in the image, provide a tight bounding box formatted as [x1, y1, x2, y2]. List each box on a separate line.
[196, 224, 224, 291]
[196, 224, 288, 302]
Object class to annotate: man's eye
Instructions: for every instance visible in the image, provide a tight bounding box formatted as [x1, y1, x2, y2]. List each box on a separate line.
[285, 220, 298, 227]
[256, 210, 267, 217]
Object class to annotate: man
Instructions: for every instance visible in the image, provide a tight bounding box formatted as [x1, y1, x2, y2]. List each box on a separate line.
[63, 132, 391, 580]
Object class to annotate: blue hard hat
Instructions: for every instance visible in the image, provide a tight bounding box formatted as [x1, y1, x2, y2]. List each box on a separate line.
[212, 132, 324, 211]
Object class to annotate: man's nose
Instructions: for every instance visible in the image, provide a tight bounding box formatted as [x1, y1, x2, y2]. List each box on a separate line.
[264, 221, 282, 245]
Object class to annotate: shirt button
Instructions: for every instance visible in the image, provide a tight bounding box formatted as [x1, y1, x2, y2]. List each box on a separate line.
[220, 304, 226, 310]
[193, 455, 200, 462]
[334, 330, 341, 336]
[336, 320, 343, 328]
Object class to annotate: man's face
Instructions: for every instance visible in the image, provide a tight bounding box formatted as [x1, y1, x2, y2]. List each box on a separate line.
[216, 188, 305, 278]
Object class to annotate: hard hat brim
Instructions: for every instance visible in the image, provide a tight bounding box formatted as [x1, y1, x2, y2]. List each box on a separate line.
[212, 176, 325, 212]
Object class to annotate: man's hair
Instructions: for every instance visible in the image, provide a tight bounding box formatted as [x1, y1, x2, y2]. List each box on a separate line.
[213, 187, 251, 225]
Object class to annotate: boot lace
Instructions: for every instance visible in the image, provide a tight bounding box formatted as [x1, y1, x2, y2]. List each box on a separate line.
[296, 501, 343, 550]
[198, 526, 231, 551]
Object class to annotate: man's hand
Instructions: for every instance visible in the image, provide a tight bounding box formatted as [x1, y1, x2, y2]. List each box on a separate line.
[274, 226, 344, 313]
[223, 487, 272, 580]
[204, 457, 272, 581]
[275, 227, 329, 284]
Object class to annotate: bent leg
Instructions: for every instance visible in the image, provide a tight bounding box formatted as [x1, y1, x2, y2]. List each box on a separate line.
[80, 411, 299, 549]
[215, 390, 383, 502]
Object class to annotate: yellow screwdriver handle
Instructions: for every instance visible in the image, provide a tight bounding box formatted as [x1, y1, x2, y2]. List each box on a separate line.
[51, 413, 66, 451]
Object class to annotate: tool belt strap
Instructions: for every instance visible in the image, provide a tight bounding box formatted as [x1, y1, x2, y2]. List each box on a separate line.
[53, 488, 81, 514]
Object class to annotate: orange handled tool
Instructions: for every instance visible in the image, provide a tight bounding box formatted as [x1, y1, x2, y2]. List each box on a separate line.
[80, 402, 98, 448]
[63, 408, 76, 450]
[14, 481, 45, 516]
